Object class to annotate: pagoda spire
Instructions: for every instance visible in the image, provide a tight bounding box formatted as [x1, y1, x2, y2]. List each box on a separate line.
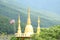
[27, 8, 31, 25]
[24, 8, 34, 37]
[17, 14, 21, 34]
[37, 16, 40, 34]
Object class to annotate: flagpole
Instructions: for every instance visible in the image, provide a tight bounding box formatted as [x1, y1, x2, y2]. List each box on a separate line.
[13, 22, 16, 34]
[10, 19, 16, 36]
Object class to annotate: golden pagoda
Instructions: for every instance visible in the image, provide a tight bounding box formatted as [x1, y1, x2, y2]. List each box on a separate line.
[15, 15, 22, 37]
[37, 16, 40, 34]
[24, 8, 34, 37]
[15, 8, 41, 38]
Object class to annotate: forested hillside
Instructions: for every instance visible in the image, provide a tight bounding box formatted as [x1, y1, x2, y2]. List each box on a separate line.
[0, 0, 60, 28]
[0, 15, 14, 34]
[0, 15, 25, 34]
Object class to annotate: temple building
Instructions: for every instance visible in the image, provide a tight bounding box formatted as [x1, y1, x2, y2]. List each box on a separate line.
[15, 8, 40, 37]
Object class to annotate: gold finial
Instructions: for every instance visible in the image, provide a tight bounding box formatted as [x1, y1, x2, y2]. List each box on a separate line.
[17, 14, 21, 33]
[27, 8, 31, 25]
[37, 16, 40, 34]
[18, 14, 20, 24]
[38, 16, 40, 27]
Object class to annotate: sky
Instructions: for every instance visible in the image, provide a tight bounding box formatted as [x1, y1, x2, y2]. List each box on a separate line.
[18, 0, 60, 14]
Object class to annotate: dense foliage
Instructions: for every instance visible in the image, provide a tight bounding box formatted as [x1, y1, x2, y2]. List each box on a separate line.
[0, 15, 12, 34]
[10, 25, 60, 40]
[32, 25, 60, 40]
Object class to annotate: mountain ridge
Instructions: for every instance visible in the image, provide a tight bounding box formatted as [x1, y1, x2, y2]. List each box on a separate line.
[0, 0, 60, 28]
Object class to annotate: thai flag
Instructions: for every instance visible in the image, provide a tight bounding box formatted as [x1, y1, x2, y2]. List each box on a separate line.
[10, 19, 15, 24]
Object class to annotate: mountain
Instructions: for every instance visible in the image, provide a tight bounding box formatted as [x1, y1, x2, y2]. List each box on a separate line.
[0, 0, 60, 28]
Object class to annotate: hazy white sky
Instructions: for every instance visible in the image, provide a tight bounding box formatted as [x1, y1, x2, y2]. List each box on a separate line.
[18, 0, 60, 14]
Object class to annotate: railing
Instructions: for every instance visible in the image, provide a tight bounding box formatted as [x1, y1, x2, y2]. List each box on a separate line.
[15, 33, 34, 37]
